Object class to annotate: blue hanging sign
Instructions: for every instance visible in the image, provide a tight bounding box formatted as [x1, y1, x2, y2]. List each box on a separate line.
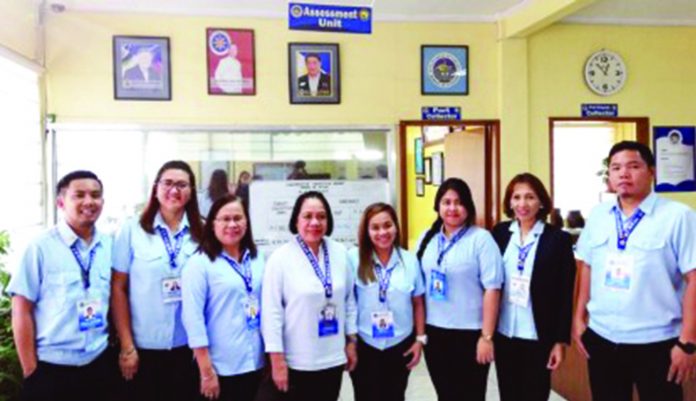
[581, 104, 618, 117]
[422, 107, 461, 121]
[654, 126, 696, 192]
[289, 3, 372, 34]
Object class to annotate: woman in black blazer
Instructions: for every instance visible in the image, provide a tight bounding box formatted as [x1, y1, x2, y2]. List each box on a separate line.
[491, 173, 576, 401]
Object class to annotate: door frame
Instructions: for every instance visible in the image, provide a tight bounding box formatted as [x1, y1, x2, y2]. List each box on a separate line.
[548, 117, 650, 200]
[398, 119, 501, 246]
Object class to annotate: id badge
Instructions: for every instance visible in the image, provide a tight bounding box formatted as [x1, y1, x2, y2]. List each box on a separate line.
[318, 303, 338, 337]
[604, 253, 634, 291]
[430, 270, 447, 301]
[371, 310, 395, 338]
[161, 277, 182, 303]
[77, 298, 105, 331]
[509, 275, 531, 307]
[244, 296, 261, 330]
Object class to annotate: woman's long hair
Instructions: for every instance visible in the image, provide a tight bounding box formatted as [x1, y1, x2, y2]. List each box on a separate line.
[207, 169, 231, 203]
[357, 203, 402, 284]
[139, 160, 203, 243]
[416, 177, 476, 262]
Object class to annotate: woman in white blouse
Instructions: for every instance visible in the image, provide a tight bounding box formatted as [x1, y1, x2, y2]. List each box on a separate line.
[261, 191, 358, 401]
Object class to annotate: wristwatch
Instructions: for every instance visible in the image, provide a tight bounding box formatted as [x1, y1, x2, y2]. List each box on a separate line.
[480, 333, 494, 343]
[416, 335, 428, 345]
[676, 340, 696, 355]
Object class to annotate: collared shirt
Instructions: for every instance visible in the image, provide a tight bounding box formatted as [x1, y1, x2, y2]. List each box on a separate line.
[261, 237, 358, 371]
[112, 213, 197, 349]
[577, 192, 696, 343]
[7, 220, 111, 366]
[498, 220, 545, 340]
[418, 225, 503, 330]
[182, 251, 265, 376]
[348, 247, 425, 350]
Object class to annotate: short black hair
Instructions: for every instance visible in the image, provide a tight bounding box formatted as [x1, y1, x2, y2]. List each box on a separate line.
[304, 53, 321, 63]
[56, 170, 102, 196]
[608, 141, 655, 167]
[288, 191, 334, 236]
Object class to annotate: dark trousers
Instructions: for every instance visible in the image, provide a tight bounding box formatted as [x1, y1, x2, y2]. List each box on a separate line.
[495, 333, 553, 401]
[21, 348, 112, 401]
[424, 325, 490, 401]
[195, 369, 263, 401]
[583, 328, 682, 401]
[129, 346, 196, 401]
[284, 365, 344, 401]
[350, 335, 414, 401]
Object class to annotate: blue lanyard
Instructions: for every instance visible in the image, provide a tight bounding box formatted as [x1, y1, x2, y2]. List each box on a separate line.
[612, 207, 645, 251]
[375, 256, 398, 303]
[70, 242, 97, 290]
[296, 236, 332, 299]
[516, 239, 537, 274]
[221, 251, 253, 295]
[156, 226, 189, 269]
[437, 226, 468, 267]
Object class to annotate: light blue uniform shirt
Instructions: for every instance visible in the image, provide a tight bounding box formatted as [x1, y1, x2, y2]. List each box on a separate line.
[112, 213, 197, 349]
[498, 220, 545, 340]
[348, 247, 425, 350]
[577, 193, 696, 343]
[418, 225, 504, 330]
[182, 251, 265, 376]
[7, 220, 112, 366]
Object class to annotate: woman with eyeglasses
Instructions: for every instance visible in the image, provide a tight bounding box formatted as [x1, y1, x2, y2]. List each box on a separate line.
[349, 203, 426, 401]
[182, 194, 264, 401]
[492, 173, 575, 401]
[111, 160, 204, 401]
[261, 191, 358, 401]
[416, 178, 503, 401]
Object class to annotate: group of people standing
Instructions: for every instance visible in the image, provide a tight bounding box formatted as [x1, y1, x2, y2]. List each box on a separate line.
[8, 141, 696, 401]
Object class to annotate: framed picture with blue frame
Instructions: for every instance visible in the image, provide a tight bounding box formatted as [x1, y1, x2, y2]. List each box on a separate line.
[288, 42, 340, 104]
[421, 45, 469, 95]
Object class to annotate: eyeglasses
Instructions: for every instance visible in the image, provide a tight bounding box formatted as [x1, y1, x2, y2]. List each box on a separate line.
[214, 216, 246, 225]
[158, 179, 191, 191]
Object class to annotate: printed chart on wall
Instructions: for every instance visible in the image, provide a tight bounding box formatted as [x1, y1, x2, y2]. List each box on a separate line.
[250, 180, 390, 254]
[654, 126, 696, 192]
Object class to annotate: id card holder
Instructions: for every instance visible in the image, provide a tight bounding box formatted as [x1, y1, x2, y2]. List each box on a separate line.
[162, 276, 182, 303]
[244, 296, 261, 330]
[77, 298, 105, 331]
[509, 275, 531, 307]
[430, 270, 447, 301]
[604, 253, 634, 292]
[318, 303, 338, 337]
[371, 310, 395, 338]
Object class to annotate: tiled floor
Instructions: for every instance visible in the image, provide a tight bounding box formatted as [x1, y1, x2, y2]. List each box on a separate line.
[338, 362, 567, 401]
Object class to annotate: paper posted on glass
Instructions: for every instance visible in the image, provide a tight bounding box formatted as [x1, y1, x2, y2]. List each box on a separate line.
[654, 126, 696, 192]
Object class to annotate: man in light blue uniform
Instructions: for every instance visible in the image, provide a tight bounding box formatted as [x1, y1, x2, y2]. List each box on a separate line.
[573, 141, 696, 401]
[8, 171, 113, 401]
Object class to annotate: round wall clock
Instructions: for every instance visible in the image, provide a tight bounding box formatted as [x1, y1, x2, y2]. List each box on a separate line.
[584, 49, 627, 96]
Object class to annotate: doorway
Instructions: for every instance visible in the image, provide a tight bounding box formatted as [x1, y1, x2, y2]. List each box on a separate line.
[399, 120, 500, 249]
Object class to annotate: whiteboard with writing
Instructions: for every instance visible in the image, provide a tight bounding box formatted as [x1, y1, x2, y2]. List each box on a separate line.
[249, 180, 390, 254]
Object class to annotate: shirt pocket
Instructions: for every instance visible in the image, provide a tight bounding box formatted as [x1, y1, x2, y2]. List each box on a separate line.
[587, 234, 610, 268]
[41, 271, 82, 310]
[630, 237, 667, 260]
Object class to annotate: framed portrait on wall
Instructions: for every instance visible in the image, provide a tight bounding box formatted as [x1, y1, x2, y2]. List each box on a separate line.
[421, 45, 469, 95]
[424, 157, 432, 184]
[414, 137, 425, 175]
[416, 177, 425, 197]
[113, 36, 171, 100]
[431, 151, 444, 185]
[206, 28, 256, 95]
[288, 43, 340, 104]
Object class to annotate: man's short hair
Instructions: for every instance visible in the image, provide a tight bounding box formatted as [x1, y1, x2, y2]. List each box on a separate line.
[56, 170, 103, 196]
[608, 141, 655, 167]
[304, 53, 321, 63]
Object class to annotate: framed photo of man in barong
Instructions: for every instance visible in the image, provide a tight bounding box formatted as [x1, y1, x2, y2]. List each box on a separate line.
[206, 28, 256, 95]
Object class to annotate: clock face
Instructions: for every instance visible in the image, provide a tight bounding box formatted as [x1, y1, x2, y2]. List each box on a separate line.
[584, 50, 627, 96]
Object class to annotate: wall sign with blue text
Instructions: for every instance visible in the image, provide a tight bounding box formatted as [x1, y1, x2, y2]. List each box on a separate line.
[422, 107, 461, 120]
[289, 3, 372, 34]
[654, 126, 696, 192]
[581, 104, 618, 117]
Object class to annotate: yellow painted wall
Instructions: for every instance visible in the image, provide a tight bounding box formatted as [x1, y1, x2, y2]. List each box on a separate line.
[0, 0, 38, 60]
[528, 23, 696, 208]
[45, 12, 498, 124]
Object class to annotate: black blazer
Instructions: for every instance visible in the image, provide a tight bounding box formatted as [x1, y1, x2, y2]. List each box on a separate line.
[492, 221, 576, 346]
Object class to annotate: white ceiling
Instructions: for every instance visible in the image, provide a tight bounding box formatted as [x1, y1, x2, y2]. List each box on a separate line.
[54, 0, 696, 25]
